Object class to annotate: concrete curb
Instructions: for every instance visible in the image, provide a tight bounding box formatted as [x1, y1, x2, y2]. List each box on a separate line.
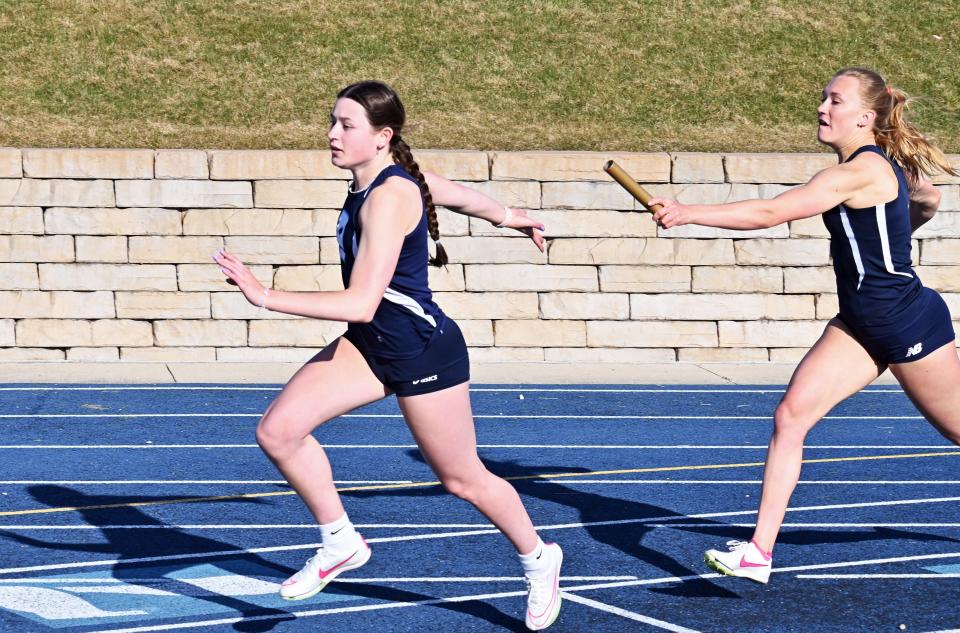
[0, 361, 901, 385]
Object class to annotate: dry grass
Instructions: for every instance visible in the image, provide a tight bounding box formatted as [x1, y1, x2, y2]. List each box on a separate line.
[0, 0, 957, 151]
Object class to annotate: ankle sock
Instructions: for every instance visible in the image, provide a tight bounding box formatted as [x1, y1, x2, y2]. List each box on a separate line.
[519, 537, 551, 576]
[319, 513, 357, 555]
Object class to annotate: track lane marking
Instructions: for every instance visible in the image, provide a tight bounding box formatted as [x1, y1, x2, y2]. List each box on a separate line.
[2, 450, 957, 517]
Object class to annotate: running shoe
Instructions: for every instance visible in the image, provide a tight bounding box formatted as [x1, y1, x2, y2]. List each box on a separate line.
[525, 542, 563, 630]
[280, 534, 371, 600]
[704, 539, 772, 584]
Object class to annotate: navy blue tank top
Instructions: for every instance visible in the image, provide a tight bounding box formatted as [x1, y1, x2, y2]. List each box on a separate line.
[821, 145, 923, 327]
[336, 164, 445, 359]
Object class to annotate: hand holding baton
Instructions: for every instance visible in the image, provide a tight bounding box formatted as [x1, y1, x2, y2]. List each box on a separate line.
[603, 160, 663, 213]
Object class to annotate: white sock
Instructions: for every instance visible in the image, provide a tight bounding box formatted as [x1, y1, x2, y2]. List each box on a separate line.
[319, 513, 357, 554]
[518, 537, 550, 577]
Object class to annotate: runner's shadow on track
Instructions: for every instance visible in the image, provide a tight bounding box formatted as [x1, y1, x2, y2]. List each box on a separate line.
[369, 452, 960, 600]
[341, 452, 739, 599]
[3, 485, 525, 632]
[0, 485, 295, 632]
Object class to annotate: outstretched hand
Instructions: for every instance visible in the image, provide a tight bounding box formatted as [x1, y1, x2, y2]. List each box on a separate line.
[500, 208, 546, 252]
[648, 197, 694, 229]
[212, 249, 266, 306]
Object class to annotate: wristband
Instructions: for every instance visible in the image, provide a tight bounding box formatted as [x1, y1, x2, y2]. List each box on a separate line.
[496, 206, 513, 228]
[258, 288, 270, 312]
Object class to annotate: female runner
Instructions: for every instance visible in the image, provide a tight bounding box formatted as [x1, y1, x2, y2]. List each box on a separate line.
[215, 81, 562, 629]
[648, 67, 960, 583]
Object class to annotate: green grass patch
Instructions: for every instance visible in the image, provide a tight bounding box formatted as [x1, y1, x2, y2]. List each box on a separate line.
[0, 0, 957, 151]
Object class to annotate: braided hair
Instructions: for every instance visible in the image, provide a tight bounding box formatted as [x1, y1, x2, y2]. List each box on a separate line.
[337, 81, 448, 267]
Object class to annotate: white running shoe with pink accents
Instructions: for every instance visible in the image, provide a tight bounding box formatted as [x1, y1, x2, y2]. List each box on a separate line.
[524, 542, 563, 630]
[279, 534, 371, 600]
[704, 539, 772, 584]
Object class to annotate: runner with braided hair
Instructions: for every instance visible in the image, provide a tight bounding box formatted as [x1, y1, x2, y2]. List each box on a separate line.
[214, 80, 562, 630]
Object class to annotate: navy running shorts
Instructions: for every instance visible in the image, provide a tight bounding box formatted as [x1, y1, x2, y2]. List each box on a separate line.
[838, 287, 956, 365]
[345, 318, 470, 397]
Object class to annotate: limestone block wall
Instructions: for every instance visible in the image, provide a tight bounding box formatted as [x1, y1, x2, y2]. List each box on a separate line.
[1, 148, 958, 363]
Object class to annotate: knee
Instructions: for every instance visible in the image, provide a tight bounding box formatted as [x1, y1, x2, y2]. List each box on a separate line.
[440, 470, 489, 505]
[255, 411, 305, 459]
[772, 399, 814, 444]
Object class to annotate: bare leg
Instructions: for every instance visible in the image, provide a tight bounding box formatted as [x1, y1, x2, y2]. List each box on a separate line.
[752, 319, 885, 552]
[256, 337, 389, 524]
[398, 382, 539, 554]
[890, 340, 960, 445]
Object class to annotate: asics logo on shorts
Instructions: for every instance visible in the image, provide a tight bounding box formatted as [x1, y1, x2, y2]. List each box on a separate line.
[412, 374, 438, 385]
[905, 342, 923, 358]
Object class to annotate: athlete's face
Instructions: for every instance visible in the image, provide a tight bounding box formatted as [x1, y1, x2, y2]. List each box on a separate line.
[328, 98, 392, 169]
[817, 75, 875, 146]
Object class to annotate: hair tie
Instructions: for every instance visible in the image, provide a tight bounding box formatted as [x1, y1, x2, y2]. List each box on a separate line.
[885, 85, 893, 96]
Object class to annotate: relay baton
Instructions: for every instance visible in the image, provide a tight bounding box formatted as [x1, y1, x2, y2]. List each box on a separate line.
[603, 160, 663, 213]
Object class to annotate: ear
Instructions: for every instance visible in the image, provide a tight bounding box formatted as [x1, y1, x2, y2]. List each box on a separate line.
[858, 109, 877, 129]
[376, 126, 395, 150]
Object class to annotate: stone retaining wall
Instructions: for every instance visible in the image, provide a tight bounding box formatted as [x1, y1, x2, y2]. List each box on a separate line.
[1, 148, 958, 363]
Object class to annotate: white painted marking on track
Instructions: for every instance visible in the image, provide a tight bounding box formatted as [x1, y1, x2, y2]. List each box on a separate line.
[80, 549, 960, 633]
[0, 523, 495, 530]
[561, 592, 702, 632]
[3, 522, 960, 531]
[538, 479, 960, 485]
[35, 477, 960, 486]
[0, 386, 905, 393]
[3, 496, 959, 575]
[796, 573, 960, 579]
[0, 480, 410, 485]
[0, 575, 634, 584]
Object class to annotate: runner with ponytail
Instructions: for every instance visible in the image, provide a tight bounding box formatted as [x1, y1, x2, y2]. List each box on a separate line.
[647, 67, 960, 584]
[214, 80, 561, 630]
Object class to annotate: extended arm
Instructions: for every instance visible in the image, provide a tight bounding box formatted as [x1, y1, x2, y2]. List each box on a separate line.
[424, 171, 545, 252]
[649, 161, 873, 230]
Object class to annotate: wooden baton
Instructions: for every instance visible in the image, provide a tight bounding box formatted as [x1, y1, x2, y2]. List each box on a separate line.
[603, 160, 663, 212]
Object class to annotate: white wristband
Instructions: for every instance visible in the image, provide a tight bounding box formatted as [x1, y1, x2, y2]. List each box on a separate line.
[258, 288, 270, 311]
[496, 206, 513, 228]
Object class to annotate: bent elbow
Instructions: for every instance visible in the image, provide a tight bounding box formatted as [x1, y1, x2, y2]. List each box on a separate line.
[355, 303, 378, 324]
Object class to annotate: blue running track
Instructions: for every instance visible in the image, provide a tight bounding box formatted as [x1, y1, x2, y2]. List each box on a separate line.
[0, 384, 958, 632]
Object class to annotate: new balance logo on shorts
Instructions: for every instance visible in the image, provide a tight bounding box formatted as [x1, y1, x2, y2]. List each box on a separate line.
[905, 342, 923, 358]
[412, 374, 438, 385]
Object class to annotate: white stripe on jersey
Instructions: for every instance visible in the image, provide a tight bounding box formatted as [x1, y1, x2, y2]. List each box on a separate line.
[874, 203, 913, 280]
[839, 207, 866, 290]
[383, 287, 437, 328]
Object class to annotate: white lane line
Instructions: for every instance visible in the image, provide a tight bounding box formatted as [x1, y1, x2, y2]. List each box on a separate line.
[0, 523, 495, 530]
[0, 575, 634, 584]
[797, 573, 960, 579]
[4, 478, 959, 487]
[539, 480, 960, 485]
[0, 480, 408, 485]
[0, 413, 928, 419]
[3, 495, 958, 575]
[0, 443, 952, 450]
[2, 522, 959, 531]
[561, 592, 702, 632]
[0, 387, 904, 393]
[83, 549, 960, 633]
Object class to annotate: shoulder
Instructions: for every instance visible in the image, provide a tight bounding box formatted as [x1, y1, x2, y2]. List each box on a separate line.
[811, 153, 887, 192]
[360, 175, 422, 231]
